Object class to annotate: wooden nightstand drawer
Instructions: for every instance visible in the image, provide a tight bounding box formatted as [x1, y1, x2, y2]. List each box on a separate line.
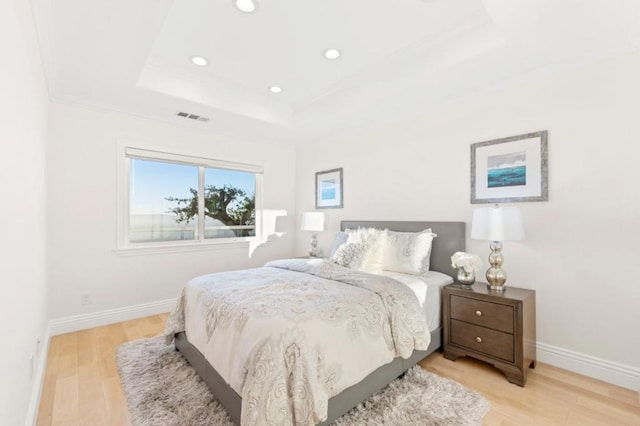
[450, 319, 514, 362]
[450, 295, 514, 334]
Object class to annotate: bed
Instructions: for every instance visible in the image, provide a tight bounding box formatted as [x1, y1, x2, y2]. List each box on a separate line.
[167, 220, 465, 425]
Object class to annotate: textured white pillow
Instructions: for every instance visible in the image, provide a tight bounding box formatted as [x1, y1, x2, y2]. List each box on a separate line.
[332, 227, 387, 273]
[383, 229, 436, 275]
[332, 241, 366, 269]
[329, 231, 349, 260]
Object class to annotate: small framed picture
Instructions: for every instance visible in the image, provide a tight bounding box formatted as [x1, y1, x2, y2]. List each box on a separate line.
[471, 131, 548, 204]
[315, 168, 343, 209]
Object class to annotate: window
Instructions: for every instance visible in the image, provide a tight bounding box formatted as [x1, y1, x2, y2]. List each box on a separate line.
[119, 146, 263, 251]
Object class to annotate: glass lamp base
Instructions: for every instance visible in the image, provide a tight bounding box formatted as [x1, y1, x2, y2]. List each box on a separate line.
[487, 283, 506, 292]
[308, 233, 319, 257]
[486, 241, 507, 291]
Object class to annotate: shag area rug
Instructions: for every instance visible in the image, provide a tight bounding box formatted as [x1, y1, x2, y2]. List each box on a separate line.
[117, 337, 489, 426]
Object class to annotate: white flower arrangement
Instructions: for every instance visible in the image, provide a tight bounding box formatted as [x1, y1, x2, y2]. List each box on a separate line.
[451, 252, 483, 273]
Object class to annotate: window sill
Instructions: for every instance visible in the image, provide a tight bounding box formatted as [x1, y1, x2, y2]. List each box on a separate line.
[113, 240, 254, 256]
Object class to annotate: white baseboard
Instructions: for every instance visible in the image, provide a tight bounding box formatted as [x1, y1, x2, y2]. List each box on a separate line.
[537, 341, 640, 392]
[24, 298, 176, 425]
[49, 298, 177, 336]
[25, 324, 51, 426]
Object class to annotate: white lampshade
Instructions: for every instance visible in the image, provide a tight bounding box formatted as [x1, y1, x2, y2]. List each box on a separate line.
[301, 212, 325, 232]
[471, 206, 524, 241]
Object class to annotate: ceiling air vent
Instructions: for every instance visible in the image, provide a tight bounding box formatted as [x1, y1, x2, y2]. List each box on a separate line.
[175, 111, 210, 122]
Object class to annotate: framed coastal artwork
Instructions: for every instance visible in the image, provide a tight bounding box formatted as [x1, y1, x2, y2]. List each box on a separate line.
[471, 131, 548, 204]
[315, 168, 343, 209]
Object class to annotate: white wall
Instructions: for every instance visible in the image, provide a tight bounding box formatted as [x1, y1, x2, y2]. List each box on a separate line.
[295, 53, 640, 372]
[0, 0, 50, 424]
[47, 102, 297, 319]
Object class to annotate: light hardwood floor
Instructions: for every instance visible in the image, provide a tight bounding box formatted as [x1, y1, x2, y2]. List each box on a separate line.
[37, 314, 640, 425]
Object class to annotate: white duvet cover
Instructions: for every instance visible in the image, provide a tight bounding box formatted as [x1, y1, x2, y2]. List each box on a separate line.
[165, 258, 430, 426]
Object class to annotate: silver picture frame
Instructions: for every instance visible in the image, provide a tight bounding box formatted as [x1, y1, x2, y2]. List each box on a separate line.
[315, 168, 343, 209]
[471, 131, 548, 204]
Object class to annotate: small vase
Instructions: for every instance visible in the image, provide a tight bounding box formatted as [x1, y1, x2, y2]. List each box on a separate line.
[457, 268, 475, 286]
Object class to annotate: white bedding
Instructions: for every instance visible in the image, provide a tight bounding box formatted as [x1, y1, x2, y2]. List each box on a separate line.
[377, 270, 453, 331]
[165, 258, 430, 426]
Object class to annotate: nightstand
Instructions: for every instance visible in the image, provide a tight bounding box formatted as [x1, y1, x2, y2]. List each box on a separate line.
[442, 282, 536, 386]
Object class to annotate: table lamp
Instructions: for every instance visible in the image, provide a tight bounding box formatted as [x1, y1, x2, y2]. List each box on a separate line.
[301, 212, 325, 257]
[471, 205, 524, 291]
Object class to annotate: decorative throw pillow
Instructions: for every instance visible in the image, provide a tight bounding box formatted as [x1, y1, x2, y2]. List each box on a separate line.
[383, 229, 437, 275]
[332, 227, 387, 273]
[329, 231, 349, 260]
[333, 241, 366, 270]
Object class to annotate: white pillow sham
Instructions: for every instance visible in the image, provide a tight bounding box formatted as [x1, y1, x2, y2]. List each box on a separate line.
[383, 229, 436, 275]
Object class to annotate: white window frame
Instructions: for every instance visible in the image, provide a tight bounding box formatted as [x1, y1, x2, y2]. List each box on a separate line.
[116, 141, 264, 255]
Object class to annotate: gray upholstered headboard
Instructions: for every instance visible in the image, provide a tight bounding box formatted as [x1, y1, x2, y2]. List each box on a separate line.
[340, 221, 466, 280]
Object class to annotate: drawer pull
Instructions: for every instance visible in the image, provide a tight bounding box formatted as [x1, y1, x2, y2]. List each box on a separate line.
[475, 337, 482, 343]
[475, 310, 482, 316]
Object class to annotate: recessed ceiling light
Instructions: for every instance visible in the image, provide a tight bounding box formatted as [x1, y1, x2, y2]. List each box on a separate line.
[190, 55, 208, 67]
[269, 86, 283, 94]
[323, 48, 341, 60]
[235, 0, 257, 13]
